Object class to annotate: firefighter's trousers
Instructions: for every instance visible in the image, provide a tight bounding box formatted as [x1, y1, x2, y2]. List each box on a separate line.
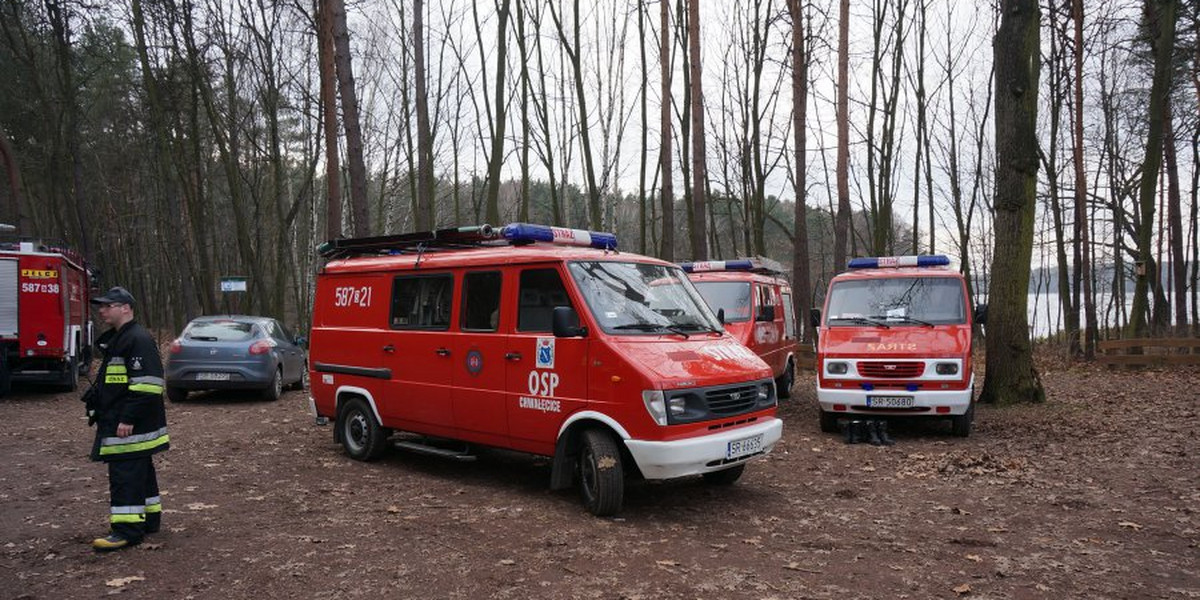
[107, 456, 161, 542]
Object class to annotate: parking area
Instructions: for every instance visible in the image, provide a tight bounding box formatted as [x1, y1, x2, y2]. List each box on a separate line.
[1, 364, 1197, 599]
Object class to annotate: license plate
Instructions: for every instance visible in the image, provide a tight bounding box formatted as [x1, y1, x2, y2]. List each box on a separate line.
[196, 372, 231, 381]
[726, 434, 764, 459]
[867, 395, 914, 408]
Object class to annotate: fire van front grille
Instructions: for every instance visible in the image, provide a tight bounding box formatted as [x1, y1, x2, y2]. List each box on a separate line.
[858, 361, 924, 378]
[705, 384, 759, 414]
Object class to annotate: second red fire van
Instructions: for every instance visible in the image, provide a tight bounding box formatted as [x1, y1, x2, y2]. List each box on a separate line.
[810, 255, 985, 437]
[308, 224, 783, 515]
[680, 257, 800, 398]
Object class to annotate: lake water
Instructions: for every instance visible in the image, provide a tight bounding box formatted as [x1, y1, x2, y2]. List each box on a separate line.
[1026, 292, 1136, 338]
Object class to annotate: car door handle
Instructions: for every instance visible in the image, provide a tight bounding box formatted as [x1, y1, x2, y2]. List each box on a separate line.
[382, 345, 395, 353]
[435, 347, 451, 357]
[504, 352, 522, 361]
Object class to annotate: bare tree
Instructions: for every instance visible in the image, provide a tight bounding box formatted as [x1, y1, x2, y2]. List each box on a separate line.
[318, 0, 342, 239]
[659, 0, 675, 260]
[414, 0, 435, 230]
[833, 0, 850, 269]
[980, 0, 1045, 406]
[329, 0, 370, 235]
[686, 0, 708, 260]
[788, 0, 813, 342]
[1072, 0, 1097, 355]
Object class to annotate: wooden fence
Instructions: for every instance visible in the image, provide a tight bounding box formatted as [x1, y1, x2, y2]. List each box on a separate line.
[1097, 338, 1200, 367]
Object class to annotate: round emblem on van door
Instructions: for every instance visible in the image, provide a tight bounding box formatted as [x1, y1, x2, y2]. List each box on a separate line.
[465, 350, 484, 375]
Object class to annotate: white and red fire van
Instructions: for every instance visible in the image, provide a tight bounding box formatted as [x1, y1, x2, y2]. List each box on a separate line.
[0, 238, 93, 395]
[811, 255, 985, 437]
[680, 257, 799, 398]
[307, 224, 783, 515]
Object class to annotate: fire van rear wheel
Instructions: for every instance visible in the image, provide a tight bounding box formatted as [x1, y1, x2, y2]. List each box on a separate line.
[578, 429, 623, 517]
[776, 360, 795, 399]
[339, 398, 390, 461]
[0, 354, 10, 398]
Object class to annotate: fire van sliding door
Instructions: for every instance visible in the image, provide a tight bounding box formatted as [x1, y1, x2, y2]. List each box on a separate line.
[449, 270, 510, 447]
[383, 273, 456, 434]
[0, 258, 17, 339]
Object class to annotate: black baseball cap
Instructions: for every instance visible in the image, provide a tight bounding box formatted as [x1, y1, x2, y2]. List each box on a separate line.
[91, 286, 136, 306]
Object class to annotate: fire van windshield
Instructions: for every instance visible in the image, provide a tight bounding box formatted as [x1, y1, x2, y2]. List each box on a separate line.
[567, 261, 723, 336]
[826, 276, 966, 326]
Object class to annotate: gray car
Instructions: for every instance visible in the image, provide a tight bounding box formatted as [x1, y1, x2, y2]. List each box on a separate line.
[165, 315, 307, 402]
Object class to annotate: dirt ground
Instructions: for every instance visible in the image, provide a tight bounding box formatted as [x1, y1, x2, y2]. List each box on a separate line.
[1, 358, 1197, 600]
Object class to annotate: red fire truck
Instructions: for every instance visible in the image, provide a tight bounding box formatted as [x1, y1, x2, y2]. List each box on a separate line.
[0, 238, 93, 395]
[308, 224, 782, 516]
[810, 255, 985, 437]
[680, 257, 800, 398]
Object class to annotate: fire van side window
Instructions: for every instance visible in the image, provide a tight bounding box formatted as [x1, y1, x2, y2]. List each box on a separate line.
[461, 271, 502, 332]
[517, 268, 572, 332]
[390, 274, 454, 330]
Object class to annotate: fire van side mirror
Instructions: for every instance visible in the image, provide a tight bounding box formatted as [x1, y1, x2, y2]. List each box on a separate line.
[809, 308, 822, 328]
[974, 304, 988, 325]
[552, 306, 587, 338]
[716, 308, 726, 325]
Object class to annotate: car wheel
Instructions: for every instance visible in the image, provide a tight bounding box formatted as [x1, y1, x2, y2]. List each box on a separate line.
[578, 429, 623, 516]
[263, 367, 283, 401]
[0, 353, 11, 398]
[339, 398, 390, 461]
[292, 367, 309, 391]
[819, 410, 839, 433]
[166, 386, 188, 403]
[950, 403, 974, 438]
[776, 360, 795, 400]
[702, 464, 746, 485]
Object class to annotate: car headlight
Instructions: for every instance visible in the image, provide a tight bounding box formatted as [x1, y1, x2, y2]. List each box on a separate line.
[667, 395, 687, 417]
[643, 390, 667, 426]
[935, 362, 959, 375]
[826, 361, 849, 375]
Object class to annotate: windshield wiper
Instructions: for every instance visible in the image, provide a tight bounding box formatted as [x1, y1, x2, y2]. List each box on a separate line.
[612, 323, 691, 338]
[828, 316, 891, 329]
[871, 315, 934, 327]
[673, 322, 721, 334]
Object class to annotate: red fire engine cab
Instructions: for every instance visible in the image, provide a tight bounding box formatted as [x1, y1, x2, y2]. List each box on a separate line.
[0, 237, 93, 395]
[810, 255, 986, 437]
[308, 223, 783, 516]
[680, 257, 800, 398]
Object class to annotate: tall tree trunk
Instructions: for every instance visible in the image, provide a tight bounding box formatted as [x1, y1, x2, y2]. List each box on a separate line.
[549, 0, 601, 229]
[329, 0, 369, 236]
[1163, 101, 1186, 331]
[833, 0, 851, 270]
[0, 126, 23, 228]
[43, 0, 91, 260]
[980, 0, 1045, 406]
[414, 0, 435, 230]
[788, 0, 813, 343]
[686, 0, 708, 261]
[637, 0, 648, 254]
[317, 0, 341, 239]
[1072, 0, 1096, 356]
[1129, 0, 1177, 336]
[659, 0, 674, 261]
[481, 0, 512, 225]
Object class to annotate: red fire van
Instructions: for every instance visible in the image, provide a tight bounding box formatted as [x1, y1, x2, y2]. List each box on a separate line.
[810, 255, 985, 437]
[308, 224, 783, 515]
[680, 258, 799, 398]
[0, 238, 93, 395]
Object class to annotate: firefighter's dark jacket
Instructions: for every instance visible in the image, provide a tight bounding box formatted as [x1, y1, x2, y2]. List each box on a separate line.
[88, 320, 170, 462]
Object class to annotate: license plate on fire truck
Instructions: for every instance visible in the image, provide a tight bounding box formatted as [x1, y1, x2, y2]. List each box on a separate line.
[866, 395, 914, 408]
[196, 372, 231, 381]
[726, 433, 764, 460]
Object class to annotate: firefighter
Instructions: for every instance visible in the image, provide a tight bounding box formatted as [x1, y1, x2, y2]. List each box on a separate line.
[86, 286, 169, 551]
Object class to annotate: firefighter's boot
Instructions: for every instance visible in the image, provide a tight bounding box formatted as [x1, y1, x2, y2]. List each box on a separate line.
[876, 420, 896, 446]
[845, 420, 863, 444]
[92, 535, 134, 552]
[866, 420, 884, 446]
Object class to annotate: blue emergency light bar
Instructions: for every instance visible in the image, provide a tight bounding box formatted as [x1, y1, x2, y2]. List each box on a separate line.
[847, 254, 951, 269]
[500, 223, 618, 250]
[679, 256, 785, 274]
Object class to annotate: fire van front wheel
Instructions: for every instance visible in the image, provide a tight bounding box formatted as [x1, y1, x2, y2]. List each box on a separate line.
[776, 360, 794, 399]
[819, 410, 839, 433]
[951, 403, 975, 438]
[340, 398, 390, 461]
[578, 429, 623, 517]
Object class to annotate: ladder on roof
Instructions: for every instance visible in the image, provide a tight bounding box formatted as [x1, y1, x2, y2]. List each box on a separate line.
[317, 225, 499, 259]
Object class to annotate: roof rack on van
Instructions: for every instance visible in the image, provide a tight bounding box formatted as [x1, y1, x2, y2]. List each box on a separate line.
[317, 223, 618, 259]
[678, 256, 786, 276]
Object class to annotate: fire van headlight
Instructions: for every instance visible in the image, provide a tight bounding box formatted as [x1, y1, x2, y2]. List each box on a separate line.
[825, 361, 849, 375]
[935, 362, 959, 376]
[757, 382, 774, 406]
[643, 390, 668, 426]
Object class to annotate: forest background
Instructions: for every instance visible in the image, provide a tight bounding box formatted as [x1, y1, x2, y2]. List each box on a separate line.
[0, 0, 1196, 369]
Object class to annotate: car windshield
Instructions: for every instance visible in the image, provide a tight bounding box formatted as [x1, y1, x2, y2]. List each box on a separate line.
[825, 276, 966, 326]
[185, 320, 257, 342]
[691, 281, 752, 323]
[567, 261, 722, 335]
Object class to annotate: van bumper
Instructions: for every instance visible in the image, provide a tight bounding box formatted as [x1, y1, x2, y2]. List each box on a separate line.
[624, 418, 783, 480]
[817, 385, 973, 416]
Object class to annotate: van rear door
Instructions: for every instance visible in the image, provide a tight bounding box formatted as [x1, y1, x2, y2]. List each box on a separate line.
[384, 273, 456, 432]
